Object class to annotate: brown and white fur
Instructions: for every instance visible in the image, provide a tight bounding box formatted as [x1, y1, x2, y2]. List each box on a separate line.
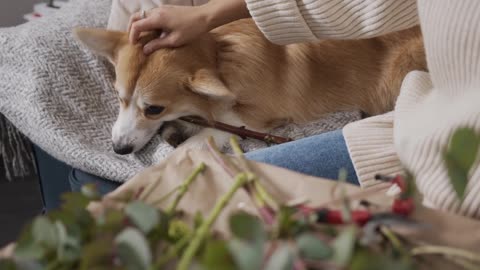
[74, 19, 426, 155]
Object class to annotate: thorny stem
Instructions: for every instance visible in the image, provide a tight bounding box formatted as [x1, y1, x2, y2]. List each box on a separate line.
[177, 173, 250, 270]
[139, 173, 164, 202]
[206, 137, 238, 177]
[411, 245, 480, 263]
[230, 137, 279, 210]
[166, 163, 206, 215]
[315, 182, 393, 209]
[149, 186, 180, 207]
[207, 137, 276, 224]
[445, 255, 479, 270]
[380, 226, 407, 256]
[151, 233, 191, 269]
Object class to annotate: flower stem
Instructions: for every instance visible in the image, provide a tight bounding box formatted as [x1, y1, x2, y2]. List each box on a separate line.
[177, 173, 250, 270]
[411, 245, 480, 262]
[380, 226, 406, 256]
[166, 163, 206, 215]
[229, 137, 279, 210]
[151, 233, 191, 269]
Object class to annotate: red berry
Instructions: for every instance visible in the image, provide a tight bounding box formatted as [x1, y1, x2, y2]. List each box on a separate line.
[392, 198, 414, 216]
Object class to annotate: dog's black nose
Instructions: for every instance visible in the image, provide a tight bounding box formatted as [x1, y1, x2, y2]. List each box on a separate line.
[113, 144, 134, 155]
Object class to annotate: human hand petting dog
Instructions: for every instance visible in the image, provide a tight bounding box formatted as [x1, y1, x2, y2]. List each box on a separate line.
[128, 0, 250, 55]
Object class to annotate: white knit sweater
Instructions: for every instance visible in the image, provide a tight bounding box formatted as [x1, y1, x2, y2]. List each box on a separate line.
[245, 0, 480, 218]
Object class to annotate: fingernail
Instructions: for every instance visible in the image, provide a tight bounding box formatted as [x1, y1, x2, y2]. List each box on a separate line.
[144, 47, 151, 55]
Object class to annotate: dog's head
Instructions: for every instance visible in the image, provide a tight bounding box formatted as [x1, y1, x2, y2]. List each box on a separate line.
[74, 28, 235, 154]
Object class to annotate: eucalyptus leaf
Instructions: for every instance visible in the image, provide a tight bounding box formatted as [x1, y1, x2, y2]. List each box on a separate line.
[115, 228, 152, 270]
[228, 239, 263, 270]
[13, 228, 45, 260]
[264, 245, 294, 270]
[79, 238, 114, 270]
[350, 249, 413, 270]
[229, 212, 265, 244]
[201, 240, 236, 270]
[444, 152, 469, 200]
[0, 259, 17, 270]
[444, 127, 480, 200]
[55, 221, 81, 262]
[297, 233, 332, 260]
[81, 184, 100, 200]
[332, 226, 356, 266]
[5, 259, 43, 270]
[32, 217, 57, 249]
[60, 192, 91, 212]
[125, 201, 159, 234]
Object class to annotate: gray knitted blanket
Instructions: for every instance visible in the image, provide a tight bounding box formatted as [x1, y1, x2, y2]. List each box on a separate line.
[0, 0, 360, 183]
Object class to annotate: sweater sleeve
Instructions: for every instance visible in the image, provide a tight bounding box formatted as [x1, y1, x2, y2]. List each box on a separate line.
[343, 112, 404, 187]
[245, 0, 419, 45]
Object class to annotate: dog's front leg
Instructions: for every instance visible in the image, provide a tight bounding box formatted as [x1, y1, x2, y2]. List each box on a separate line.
[179, 128, 236, 151]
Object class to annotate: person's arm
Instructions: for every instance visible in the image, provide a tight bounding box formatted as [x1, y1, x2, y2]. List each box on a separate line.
[245, 0, 419, 45]
[128, 0, 250, 54]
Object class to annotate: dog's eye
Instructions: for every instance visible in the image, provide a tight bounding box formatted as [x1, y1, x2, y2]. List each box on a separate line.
[145, 106, 165, 115]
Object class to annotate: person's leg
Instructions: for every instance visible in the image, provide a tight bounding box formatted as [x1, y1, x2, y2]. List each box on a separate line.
[69, 169, 121, 195]
[33, 146, 73, 211]
[68, 129, 357, 195]
[245, 129, 359, 185]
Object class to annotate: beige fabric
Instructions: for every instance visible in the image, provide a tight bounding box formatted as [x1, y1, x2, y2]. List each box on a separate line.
[90, 148, 480, 255]
[245, 0, 480, 219]
[3, 149, 480, 264]
[93, 148, 393, 234]
[108, 0, 209, 31]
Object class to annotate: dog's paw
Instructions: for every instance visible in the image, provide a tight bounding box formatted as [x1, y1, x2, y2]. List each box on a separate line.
[179, 138, 210, 151]
[158, 122, 189, 148]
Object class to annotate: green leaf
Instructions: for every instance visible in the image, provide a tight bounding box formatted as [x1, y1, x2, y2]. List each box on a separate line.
[0, 259, 17, 270]
[444, 127, 480, 200]
[125, 201, 159, 234]
[80, 238, 114, 270]
[444, 152, 469, 200]
[229, 212, 265, 244]
[194, 211, 204, 229]
[448, 128, 480, 170]
[296, 233, 332, 260]
[201, 240, 236, 270]
[332, 226, 357, 266]
[350, 249, 413, 270]
[60, 192, 91, 212]
[228, 239, 263, 270]
[264, 245, 294, 270]
[115, 228, 152, 270]
[14, 225, 46, 260]
[81, 184, 101, 200]
[32, 217, 57, 249]
[54, 221, 81, 262]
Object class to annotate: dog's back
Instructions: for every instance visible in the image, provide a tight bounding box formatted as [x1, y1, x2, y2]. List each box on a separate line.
[211, 20, 426, 128]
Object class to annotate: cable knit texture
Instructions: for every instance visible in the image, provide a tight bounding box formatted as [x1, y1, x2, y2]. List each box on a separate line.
[247, 0, 480, 218]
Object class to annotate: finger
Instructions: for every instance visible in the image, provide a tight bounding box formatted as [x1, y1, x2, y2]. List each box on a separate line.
[129, 17, 159, 44]
[143, 34, 177, 54]
[127, 11, 143, 34]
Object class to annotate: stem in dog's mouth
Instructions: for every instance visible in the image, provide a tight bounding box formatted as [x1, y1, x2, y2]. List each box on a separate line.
[178, 116, 294, 145]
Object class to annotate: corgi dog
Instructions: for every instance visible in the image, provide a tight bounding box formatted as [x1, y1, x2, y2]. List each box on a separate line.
[74, 19, 426, 155]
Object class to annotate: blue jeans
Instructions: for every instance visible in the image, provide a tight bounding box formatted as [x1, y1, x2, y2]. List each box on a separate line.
[69, 129, 358, 195]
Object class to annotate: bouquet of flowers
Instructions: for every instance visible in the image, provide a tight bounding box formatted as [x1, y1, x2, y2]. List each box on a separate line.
[1, 130, 479, 270]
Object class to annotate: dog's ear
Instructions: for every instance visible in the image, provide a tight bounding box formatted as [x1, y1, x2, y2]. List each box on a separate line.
[188, 69, 236, 100]
[73, 28, 126, 64]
